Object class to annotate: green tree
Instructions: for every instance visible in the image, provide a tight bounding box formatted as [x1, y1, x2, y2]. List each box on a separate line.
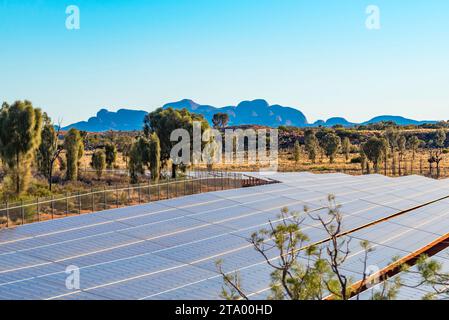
[359, 148, 368, 174]
[407, 135, 422, 174]
[293, 141, 301, 163]
[217, 196, 399, 300]
[402, 254, 449, 299]
[362, 137, 387, 173]
[304, 131, 320, 164]
[64, 128, 84, 181]
[397, 135, 407, 175]
[90, 150, 106, 179]
[117, 135, 133, 169]
[384, 128, 399, 175]
[321, 133, 341, 163]
[212, 113, 230, 129]
[341, 137, 351, 162]
[144, 107, 209, 178]
[104, 143, 117, 169]
[435, 129, 447, 148]
[148, 132, 161, 182]
[433, 129, 446, 178]
[37, 114, 63, 191]
[129, 137, 149, 184]
[0, 100, 42, 195]
[128, 134, 161, 183]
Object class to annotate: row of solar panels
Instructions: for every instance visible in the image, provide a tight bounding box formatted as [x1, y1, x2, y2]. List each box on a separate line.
[0, 172, 449, 299]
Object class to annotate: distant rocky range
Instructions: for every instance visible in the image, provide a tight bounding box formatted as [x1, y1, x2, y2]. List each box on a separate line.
[62, 99, 438, 132]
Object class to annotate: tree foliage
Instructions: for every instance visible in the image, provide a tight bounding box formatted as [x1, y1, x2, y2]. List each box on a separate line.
[90, 149, 106, 179]
[341, 137, 351, 162]
[294, 141, 301, 163]
[128, 133, 161, 184]
[143, 107, 209, 178]
[321, 133, 341, 163]
[304, 131, 320, 164]
[37, 114, 62, 190]
[434, 129, 446, 148]
[64, 128, 84, 181]
[148, 133, 161, 182]
[217, 196, 400, 300]
[0, 100, 42, 195]
[104, 143, 117, 169]
[362, 137, 387, 173]
[212, 113, 230, 129]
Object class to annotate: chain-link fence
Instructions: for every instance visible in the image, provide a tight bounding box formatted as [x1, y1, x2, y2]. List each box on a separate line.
[0, 171, 268, 229]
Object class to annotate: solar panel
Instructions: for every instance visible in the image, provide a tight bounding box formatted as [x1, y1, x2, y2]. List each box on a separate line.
[1, 172, 449, 300]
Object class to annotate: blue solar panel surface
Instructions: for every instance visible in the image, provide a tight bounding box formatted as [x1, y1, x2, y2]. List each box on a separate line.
[1, 172, 449, 300]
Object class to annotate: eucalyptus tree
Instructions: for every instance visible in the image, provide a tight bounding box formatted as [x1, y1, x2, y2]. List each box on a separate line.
[407, 135, 423, 174]
[212, 113, 230, 129]
[397, 135, 407, 175]
[90, 150, 106, 179]
[116, 135, 133, 169]
[384, 128, 399, 175]
[435, 129, 446, 148]
[304, 131, 320, 164]
[432, 129, 446, 178]
[341, 137, 351, 162]
[0, 100, 42, 195]
[148, 132, 161, 182]
[294, 141, 301, 163]
[37, 114, 63, 190]
[128, 134, 161, 184]
[362, 137, 387, 174]
[144, 107, 209, 178]
[64, 128, 84, 181]
[129, 137, 150, 184]
[321, 133, 341, 164]
[104, 143, 117, 169]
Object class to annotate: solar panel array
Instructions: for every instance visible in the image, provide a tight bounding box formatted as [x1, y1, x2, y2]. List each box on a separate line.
[1, 172, 449, 300]
[355, 245, 449, 300]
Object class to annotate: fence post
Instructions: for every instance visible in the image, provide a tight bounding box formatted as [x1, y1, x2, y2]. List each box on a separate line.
[116, 185, 119, 208]
[91, 188, 95, 212]
[51, 195, 55, 219]
[221, 172, 224, 190]
[184, 178, 187, 196]
[104, 186, 107, 210]
[127, 184, 131, 205]
[5, 201, 9, 228]
[78, 191, 81, 215]
[166, 179, 170, 199]
[20, 199, 25, 225]
[66, 193, 69, 216]
[36, 197, 40, 222]
[158, 182, 160, 200]
[138, 183, 141, 204]
[175, 180, 178, 198]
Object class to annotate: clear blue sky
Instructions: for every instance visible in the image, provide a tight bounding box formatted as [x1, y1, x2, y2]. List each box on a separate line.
[1, 0, 449, 124]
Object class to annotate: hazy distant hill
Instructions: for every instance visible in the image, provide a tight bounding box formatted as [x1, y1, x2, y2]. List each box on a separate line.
[313, 117, 356, 127]
[162, 99, 309, 127]
[362, 115, 435, 126]
[63, 100, 437, 132]
[63, 109, 147, 132]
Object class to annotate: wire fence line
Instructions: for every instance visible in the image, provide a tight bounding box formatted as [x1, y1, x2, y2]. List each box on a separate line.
[300, 166, 449, 179]
[0, 171, 270, 229]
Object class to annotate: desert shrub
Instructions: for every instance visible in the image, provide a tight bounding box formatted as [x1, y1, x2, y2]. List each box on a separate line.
[350, 156, 363, 164]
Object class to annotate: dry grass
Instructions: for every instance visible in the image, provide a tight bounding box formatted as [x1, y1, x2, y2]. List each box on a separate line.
[203, 149, 449, 177]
